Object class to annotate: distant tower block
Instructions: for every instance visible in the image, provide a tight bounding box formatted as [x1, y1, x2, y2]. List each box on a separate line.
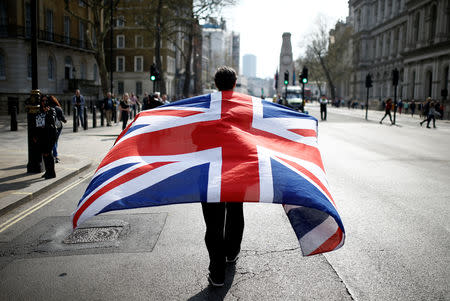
[278, 32, 295, 95]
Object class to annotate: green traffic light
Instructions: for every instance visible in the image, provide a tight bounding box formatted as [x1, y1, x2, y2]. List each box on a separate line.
[150, 75, 156, 81]
[284, 80, 288, 85]
[302, 78, 308, 84]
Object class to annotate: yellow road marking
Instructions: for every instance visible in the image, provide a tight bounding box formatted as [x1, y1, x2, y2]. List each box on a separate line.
[0, 171, 94, 233]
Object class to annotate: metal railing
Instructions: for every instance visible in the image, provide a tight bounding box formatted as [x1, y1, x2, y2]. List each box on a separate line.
[0, 24, 92, 51]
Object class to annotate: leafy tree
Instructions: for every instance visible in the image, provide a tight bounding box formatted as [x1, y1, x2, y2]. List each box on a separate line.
[64, 0, 120, 97]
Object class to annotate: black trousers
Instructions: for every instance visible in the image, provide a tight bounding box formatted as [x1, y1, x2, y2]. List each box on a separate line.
[320, 104, 327, 120]
[201, 202, 244, 281]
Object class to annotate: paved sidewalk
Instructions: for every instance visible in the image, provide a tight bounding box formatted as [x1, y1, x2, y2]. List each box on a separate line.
[0, 112, 123, 215]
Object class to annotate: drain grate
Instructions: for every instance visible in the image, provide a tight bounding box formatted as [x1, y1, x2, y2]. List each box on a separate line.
[63, 226, 123, 244]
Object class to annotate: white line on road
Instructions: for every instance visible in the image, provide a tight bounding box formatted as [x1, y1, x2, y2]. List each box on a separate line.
[0, 171, 94, 233]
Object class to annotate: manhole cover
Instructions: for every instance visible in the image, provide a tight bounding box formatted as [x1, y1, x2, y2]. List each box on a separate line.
[63, 226, 123, 244]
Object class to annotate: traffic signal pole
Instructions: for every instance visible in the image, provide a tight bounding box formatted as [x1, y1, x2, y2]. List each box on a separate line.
[365, 73, 372, 120]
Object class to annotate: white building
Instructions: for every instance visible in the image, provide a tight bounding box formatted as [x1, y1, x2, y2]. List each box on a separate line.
[242, 54, 256, 78]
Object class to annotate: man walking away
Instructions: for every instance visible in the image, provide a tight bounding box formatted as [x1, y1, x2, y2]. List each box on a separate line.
[72, 89, 85, 129]
[319, 95, 328, 121]
[420, 97, 431, 126]
[202, 66, 244, 288]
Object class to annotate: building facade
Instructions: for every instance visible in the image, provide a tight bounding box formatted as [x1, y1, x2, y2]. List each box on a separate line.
[242, 54, 256, 78]
[202, 19, 240, 92]
[349, 0, 450, 117]
[277, 32, 295, 97]
[0, 0, 100, 114]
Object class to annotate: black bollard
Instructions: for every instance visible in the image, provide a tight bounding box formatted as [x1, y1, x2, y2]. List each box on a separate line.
[10, 106, 18, 131]
[93, 106, 97, 128]
[83, 106, 88, 130]
[73, 106, 78, 132]
[100, 107, 104, 127]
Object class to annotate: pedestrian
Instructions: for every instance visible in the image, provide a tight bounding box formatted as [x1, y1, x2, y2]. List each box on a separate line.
[419, 97, 431, 126]
[403, 101, 409, 114]
[72, 89, 85, 129]
[34, 94, 57, 179]
[398, 99, 403, 114]
[119, 93, 131, 130]
[379, 98, 393, 124]
[141, 93, 149, 110]
[319, 95, 327, 121]
[147, 93, 164, 109]
[102, 92, 114, 126]
[410, 100, 416, 117]
[425, 101, 440, 128]
[48, 95, 66, 163]
[202, 66, 244, 288]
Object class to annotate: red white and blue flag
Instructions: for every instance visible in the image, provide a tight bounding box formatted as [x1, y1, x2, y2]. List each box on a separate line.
[72, 91, 345, 256]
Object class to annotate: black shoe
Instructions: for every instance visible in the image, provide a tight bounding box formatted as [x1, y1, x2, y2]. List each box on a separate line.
[207, 274, 224, 287]
[41, 173, 47, 178]
[55, 157, 60, 163]
[427, 126, 430, 128]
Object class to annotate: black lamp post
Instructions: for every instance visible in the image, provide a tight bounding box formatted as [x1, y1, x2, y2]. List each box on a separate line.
[26, 0, 42, 173]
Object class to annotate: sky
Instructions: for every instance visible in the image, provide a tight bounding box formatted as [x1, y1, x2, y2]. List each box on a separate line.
[221, 0, 349, 79]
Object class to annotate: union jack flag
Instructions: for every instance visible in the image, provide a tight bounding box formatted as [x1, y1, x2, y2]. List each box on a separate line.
[72, 91, 345, 256]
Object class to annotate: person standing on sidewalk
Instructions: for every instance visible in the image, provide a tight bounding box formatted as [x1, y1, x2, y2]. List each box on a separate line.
[72, 89, 85, 129]
[48, 95, 66, 163]
[202, 66, 244, 287]
[119, 93, 131, 130]
[34, 95, 57, 179]
[102, 92, 114, 126]
[410, 100, 416, 117]
[380, 98, 393, 124]
[319, 95, 328, 121]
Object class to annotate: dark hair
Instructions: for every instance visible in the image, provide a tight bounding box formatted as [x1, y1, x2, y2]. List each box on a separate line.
[214, 66, 237, 91]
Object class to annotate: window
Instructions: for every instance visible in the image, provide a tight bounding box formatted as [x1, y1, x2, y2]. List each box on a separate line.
[430, 5, 437, 42]
[79, 0, 86, 7]
[65, 56, 73, 79]
[0, 0, 7, 37]
[136, 82, 142, 96]
[27, 53, 32, 79]
[0, 52, 5, 79]
[93, 63, 98, 81]
[118, 81, 124, 95]
[116, 56, 125, 72]
[45, 9, 54, 41]
[135, 35, 143, 48]
[48, 56, 54, 80]
[64, 16, 70, 44]
[414, 12, 420, 42]
[92, 29, 97, 48]
[135, 15, 143, 26]
[117, 35, 125, 48]
[117, 16, 125, 27]
[80, 61, 86, 79]
[79, 21, 85, 48]
[134, 56, 143, 72]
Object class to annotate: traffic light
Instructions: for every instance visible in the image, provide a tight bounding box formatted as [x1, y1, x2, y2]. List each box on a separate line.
[150, 63, 157, 81]
[365, 73, 373, 88]
[284, 70, 289, 85]
[301, 67, 308, 84]
[392, 68, 399, 86]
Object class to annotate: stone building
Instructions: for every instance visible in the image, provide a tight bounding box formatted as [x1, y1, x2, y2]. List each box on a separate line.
[277, 32, 295, 97]
[349, 0, 450, 118]
[0, 0, 100, 115]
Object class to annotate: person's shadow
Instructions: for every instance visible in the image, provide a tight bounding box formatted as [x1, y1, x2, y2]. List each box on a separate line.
[187, 264, 236, 301]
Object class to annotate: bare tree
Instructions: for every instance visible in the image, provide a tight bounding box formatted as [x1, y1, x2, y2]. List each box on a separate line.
[64, 0, 119, 97]
[302, 15, 353, 101]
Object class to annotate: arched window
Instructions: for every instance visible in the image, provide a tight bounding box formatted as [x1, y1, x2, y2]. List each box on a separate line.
[429, 5, 437, 42]
[64, 56, 73, 79]
[0, 51, 5, 79]
[80, 61, 86, 79]
[48, 56, 55, 80]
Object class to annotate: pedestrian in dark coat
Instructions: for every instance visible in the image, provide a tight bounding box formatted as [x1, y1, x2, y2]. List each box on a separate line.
[420, 97, 431, 126]
[119, 93, 131, 130]
[34, 95, 57, 179]
[48, 95, 66, 163]
[410, 100, 416, 117]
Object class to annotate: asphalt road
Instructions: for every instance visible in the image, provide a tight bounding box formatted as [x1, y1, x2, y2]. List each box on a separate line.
[0, 104, 449, 300]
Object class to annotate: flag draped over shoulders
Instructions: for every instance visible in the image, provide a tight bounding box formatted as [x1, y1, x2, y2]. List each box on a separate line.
[72, 91, 345, 256]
